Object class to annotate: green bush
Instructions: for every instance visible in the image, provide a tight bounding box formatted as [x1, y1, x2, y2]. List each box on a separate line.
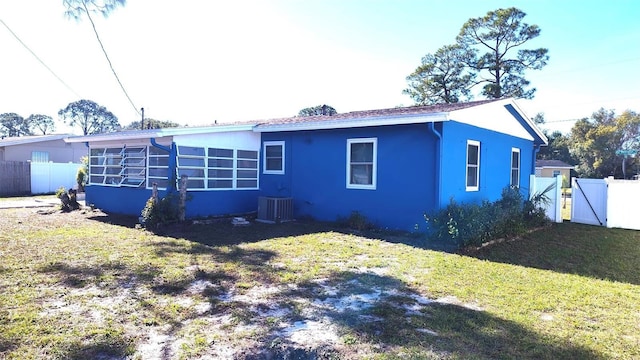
[140, 194, 180, 230]
[337, 211, 372, 231]
[76, 156, 88, 192]
[425, 186, 550, 248]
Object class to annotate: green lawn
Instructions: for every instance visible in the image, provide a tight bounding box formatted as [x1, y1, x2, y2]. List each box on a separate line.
[0, 207, 638, 359]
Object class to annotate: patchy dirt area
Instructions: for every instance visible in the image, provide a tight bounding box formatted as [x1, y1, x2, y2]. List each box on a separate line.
[1, 206, 480, 359]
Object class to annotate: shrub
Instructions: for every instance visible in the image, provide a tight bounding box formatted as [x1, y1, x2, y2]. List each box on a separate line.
[76, 156, 88, 192]
[338, 211, 372, 231]
[141, 194, 180, 230]
[425, 186, 550, 248]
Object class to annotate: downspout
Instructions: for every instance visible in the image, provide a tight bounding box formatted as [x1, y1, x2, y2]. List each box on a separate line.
[428, 122, 443, 208]
[150, 138, 177, 193]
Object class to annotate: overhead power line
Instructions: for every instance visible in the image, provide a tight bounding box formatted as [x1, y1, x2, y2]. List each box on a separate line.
[0, 18, 82, 98]
[81, 1, 140, 116]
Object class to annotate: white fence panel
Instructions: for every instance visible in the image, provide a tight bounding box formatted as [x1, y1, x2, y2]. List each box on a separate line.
[606, 179, 640, 230]
[31, 162, 81, 194]
[571, 178, 607, 226]
[530, 175, 562, 223]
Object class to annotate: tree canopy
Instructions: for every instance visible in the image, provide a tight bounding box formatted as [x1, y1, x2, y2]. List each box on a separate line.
[58, 99, 120, 135]
[458, 7, 549, 99]
[0, 113, 32, 137]
[405, 7, 548, 104]
[298, 105, 337, 117]
[124, 118, 181, 130]
[26, 114, 56, 135]
[63, 0, 126, 19]
[569, 109, 640, 178]
[403, 44, 475, 105]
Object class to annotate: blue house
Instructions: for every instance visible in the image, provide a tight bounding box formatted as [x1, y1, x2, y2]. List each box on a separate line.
[66, 98, 547, 231]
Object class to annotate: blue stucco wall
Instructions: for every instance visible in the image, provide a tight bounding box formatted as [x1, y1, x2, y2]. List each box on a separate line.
[260, 121, 536, 232]
[85, 185, 259, 218]
[439, 120, 534, 207]
[260, 124, 440, 231]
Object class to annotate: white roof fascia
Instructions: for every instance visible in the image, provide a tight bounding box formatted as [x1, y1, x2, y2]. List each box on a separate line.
[254, 112, 449, 133]
[1, 134, 70, 146]
[508, 99, 548, 145]
[64, 124, 256, 143]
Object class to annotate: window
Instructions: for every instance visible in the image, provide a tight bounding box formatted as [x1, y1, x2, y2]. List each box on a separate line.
[511, 148, 520, 188]
[347, 138, 377, 190]
[237, 150, 258, 188]
[89, 147, 123, 186]
[263, 141, 284, 174]
[147, 146, 171, 189]
[120, 147, 146, 187]
[466, 140, 480, 191]
[177, 146, 206, 189]
[31, 151, 49, 163]
[177, 146, 259, 190]
[207, 147, 234, 189]
[553, 170, 561, 177]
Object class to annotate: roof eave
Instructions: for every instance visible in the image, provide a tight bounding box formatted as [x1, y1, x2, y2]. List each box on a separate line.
[64, 124, 256, 143]
[254, 112, 449, 132]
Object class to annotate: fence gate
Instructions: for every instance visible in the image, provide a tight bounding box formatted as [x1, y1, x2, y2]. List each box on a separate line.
[571, 178, 607, 226]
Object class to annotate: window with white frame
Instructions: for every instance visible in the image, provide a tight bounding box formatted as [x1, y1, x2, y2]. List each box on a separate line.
[89, 147, 124, 186]
[237, 150, 258, 188]
[177, 146, 206, 189]
[177, 146, 259, 190]
[510, 148, 520, 187]
[120, 147, 146, 187]
[347, 138, 377, 189]
[31, 151, 49, 163]
[466, 140, 480, 191]
[147, 146, 171, 189]
[207, 147, 234, 189]
[263, 141, 285, 174]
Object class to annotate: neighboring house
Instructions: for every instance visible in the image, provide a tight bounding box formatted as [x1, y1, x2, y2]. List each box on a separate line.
[66, 98, 547, 231]
[0, 134, 86, 163]
[535, 160, 574, 180]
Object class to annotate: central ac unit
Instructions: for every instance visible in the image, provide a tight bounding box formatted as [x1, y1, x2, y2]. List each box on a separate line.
[257, 196, 293, 223]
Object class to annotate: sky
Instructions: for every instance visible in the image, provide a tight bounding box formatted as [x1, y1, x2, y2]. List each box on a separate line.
[1, 0, 639, 135]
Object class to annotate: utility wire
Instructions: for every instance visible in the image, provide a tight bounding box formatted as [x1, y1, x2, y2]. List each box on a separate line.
[0, 17, 82, 98]
[81, 0, 140, 116]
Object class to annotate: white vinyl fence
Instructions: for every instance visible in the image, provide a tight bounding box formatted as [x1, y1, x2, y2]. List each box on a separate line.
[530, 175, 563, 223]
[571, 177, 640, 230]
[30, 162, 81, 194]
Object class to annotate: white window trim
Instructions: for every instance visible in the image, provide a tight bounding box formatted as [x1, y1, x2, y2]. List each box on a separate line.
[511, 147, 520, 188]
[466, 140, 480, 192]
[263, 141, 285, 175]
[346, 137, 377, 190]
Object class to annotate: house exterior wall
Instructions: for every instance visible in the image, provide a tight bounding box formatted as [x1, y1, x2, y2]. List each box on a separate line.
[85, 186, 259, 218]
[2, 139, 86, 163]
[537, 167, 571, 180]
[85, 131, 261, 218]
[439, 120, 535, 206]
[260, 123, 439, 231]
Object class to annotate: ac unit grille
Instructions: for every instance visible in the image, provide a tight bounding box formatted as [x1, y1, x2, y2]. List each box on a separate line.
[258, 197, 293, 223]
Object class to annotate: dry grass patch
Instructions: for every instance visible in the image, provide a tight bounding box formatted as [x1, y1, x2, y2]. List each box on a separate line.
[0, 207, 638, 359]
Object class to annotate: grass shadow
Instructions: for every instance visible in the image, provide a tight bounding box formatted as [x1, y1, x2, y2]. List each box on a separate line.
[238, 270, 603, 359]
[465, 222, 640, 285]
